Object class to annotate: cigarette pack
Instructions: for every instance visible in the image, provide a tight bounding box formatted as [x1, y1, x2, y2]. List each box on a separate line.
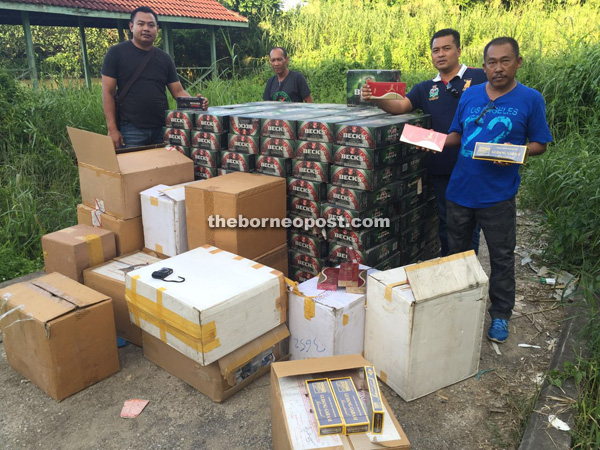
[176, 96, 205, 110]
[400, 123, 447, 152]
[165, 110, 194, 129]
[317, 267, 340, 291]
[220, 151, 256, 172]
[228, 133, 260, 154]
[190, 148, 220, 168]
[473, 142, 529, 164]
[295, 141, 334, 163]
[329, 377, 370, 434]
[338, 248, 359, 287]
[287, 178, 327, 202]
[345, 270, 367, 294]
[346, 69, 401, 107]
[191, 131, 227, 151]
[256, 155, 293, 178]
[366, 80, 406, 100]
[163, 127, 191, 147]
[364, 366, 385, 434]
[260, 137, 295, 158]
[288, 196, 321, 219]
[290, 232, 328, 258]
[305, 379, 345, 436]
[293, 160, 330, 183]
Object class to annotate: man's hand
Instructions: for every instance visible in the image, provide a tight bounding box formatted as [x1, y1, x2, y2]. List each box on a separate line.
[196, 93, 209, 110]
[361, 84, 374, 101]
[108, 126, 124, 149]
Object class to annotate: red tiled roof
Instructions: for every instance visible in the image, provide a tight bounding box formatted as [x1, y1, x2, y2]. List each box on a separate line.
[6, 0, 248, 23]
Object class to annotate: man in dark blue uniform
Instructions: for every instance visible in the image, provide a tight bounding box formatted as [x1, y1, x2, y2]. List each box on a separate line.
[362, 29, 487, 256]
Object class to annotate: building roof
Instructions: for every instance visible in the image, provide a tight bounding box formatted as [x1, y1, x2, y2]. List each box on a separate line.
[0, 0, 248, 26]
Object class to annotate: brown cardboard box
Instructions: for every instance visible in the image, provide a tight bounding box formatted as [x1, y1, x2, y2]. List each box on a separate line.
[77, 204, 144, 256]
[185, 172, 287, 260]
[271, 354, 410, 450]
[83, 251, 162, 346]
[42, 224, 116, 283]
[67, 127, 194, 220]
[143, 323, 289, 403]
[0, 273, 119, 401]
[255, 243, 289, 276]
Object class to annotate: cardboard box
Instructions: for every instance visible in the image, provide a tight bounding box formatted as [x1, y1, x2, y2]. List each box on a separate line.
[140, 183, 191, 257]
[0, 273, 119, 401]
[83, 251, 162, 346]
[125, 245, 286, 366]
[68, 127, 194, 220]
[42, 224, 116, 283]
[143, 324, 289, 403]
[77, 204, 143, 256]
[271, 354, 411, 450]
[364, 251, 489, 401]
[254, 243, 289, 277]
[288, 269, 371, 360]
[186, 172, 286, 260]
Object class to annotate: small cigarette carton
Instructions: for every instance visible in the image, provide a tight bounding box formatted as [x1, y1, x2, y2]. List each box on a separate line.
[191, 130, 227, 151]
[163, 128, 192, 147]
[330, 376, 370, 434]
[287, 178, 327, 202]
[256, 155, 293, 178]
[473, 142, 529, 164]
[260, 137, 295, 158]
[220, 151, 256, 172]
[364, 365, 385, 434]
[228, 133, 260, 154]
[293, 160, 330, 183]
[345, 270, 367, 294]
[400, 123, 447, 152]
[366, 80, 406, 100]
[165, 110, 195, 130]
[176, 96, 205, 110]
[346, 69, 401, 107]
[306, 378, 345, 436]
[317, 267, 339, 291]
[190, 148, 220, 168]
[295, 141, 334, 163]
[194, 110, 230, 134]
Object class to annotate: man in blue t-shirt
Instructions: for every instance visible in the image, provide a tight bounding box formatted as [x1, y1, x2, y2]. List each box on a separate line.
[362, 29, 487, 256]
[445, 37, 553, 343]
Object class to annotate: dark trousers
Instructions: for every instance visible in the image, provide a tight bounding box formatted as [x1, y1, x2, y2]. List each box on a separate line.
[120, 120, 164, 148]
[430, 173, 480, 256]
[447, 197, 516, 320]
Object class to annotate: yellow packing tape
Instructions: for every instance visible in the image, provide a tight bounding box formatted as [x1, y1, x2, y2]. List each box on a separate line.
[83, 234, 104, 267]
[155, 244, 163, 254]
[285, 277, 317, 321]
[126, 275, 220, 353]
[384, 280, 408, 302]
[150, 196, 159, 207]
[343, 314, 349, 326]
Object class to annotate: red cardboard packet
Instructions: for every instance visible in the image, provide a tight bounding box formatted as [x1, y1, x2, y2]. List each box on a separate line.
[366, 80, 406, 100]
[345, 270, 367, 294]
[339, 247, 360, 287]
[317, 267, 340, 291]
[400, 124, 447, 152]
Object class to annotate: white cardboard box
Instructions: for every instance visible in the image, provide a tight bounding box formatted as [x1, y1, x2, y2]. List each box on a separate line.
[125, 245, 286, 366]
[288, 265, 373, 360]
[140, 183, 191, 256]
[364, 251, 489, 401]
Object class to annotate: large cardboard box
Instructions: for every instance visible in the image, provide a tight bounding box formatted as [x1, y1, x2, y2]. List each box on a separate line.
[0, 273, 119, 401]
[125, 245, 286, 366]
[185, 172, 286, 260]
[143, 323, 289, 403]
[140, 183, 191, 257]
[77, 203, 144, 255]
[83, 251, 162, 346]
[271, 354, 410, 450]
[255, 243, 288, 277]
[68, 127, 194, 220]
[42, 224, 116, 283]
[288, 266, 374, 360]
[364, 251, 489, 401]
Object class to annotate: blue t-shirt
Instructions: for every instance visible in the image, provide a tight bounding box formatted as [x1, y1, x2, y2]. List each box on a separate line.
[406, 66, 487, 175]
[447, 82, 553, 208]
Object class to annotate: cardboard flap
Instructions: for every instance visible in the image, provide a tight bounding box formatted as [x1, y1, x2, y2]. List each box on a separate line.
[117, 148, 192, 175]
[187, 171, 285, 196]
[272, 354, 370, 379]
[159, 184, 189, 202]
[67, 127, 120, 174]
[405, 251, 489, 302]
[218, 323, 289, 378]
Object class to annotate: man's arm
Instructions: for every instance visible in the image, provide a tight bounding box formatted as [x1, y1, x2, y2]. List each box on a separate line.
[167, 81, 209, 109]
[445, 132, 462, 148]
[527, 142, 547, 157]
[304, 94, 314, 103]
[101, 75, 124, 149]
[361, 84, 413, 115]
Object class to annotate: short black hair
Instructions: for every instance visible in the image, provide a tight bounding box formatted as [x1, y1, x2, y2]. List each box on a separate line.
[130, 6, 159, 24]
[484, 37, 520, 60]
[430, 29, 460, 50]
[270, 47, 288, 58]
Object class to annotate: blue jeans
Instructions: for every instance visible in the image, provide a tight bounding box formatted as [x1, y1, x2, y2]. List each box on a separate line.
[447, 197, 517, 320]
[120, 120, 164, 148]
[430, 173, 480, 256]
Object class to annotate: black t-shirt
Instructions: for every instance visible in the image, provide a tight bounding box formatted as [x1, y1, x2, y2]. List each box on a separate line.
[263, 70, 311, 102]
[102, 41, 179, 128]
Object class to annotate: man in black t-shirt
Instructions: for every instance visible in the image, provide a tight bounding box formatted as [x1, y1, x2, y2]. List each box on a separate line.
[263, 47, 313, 103]
[101, 6, 208, 148]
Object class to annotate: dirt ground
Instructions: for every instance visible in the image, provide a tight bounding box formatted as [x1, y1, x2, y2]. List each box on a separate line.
[0, 210, 568, 450]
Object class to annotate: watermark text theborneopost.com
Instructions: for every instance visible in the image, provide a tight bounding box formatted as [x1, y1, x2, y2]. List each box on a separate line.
[207, 215, 390, 230]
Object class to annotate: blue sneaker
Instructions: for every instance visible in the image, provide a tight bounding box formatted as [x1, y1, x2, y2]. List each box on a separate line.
[488, 319, 509, 343]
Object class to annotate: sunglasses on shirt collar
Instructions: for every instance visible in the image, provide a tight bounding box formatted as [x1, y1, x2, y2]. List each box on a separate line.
[474, 100, 497, 125]
[446, 81, 461, 98]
